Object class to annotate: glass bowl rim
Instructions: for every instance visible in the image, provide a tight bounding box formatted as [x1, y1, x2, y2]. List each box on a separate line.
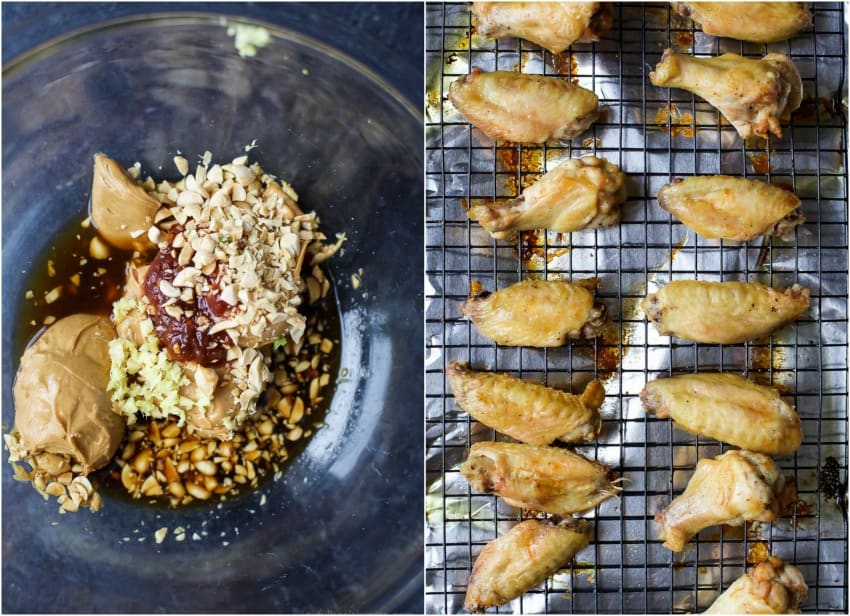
[3, 11, 420, 122]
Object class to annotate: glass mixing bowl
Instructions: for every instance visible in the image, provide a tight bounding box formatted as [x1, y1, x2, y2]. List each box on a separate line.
[2, 14, 422, 612]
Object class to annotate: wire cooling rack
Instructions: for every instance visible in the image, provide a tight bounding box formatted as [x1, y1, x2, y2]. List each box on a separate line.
[425, 3, 848, 613]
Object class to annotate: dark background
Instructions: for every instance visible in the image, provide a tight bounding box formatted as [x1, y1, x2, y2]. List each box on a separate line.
[2, 2, 422, 108]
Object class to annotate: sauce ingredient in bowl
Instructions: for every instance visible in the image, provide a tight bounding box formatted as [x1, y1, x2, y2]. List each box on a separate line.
[5, 314, 127, 512]
[5, 152, 343, 512]
[90, 153, 159, 252]
[104, 153, 343, 440]
[107, 306, 339, 506]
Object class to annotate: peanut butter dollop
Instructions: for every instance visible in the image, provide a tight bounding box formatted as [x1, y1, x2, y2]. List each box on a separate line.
[13, 314, 126, 474]
[90, 153, 159, 251]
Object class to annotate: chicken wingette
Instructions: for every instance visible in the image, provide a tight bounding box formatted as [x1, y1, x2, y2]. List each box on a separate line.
[655, 450, 793, 552]
[673, 2, 811, 44]
[465, 518, 592, 613]
[463, 278, 607, 346]
[448, 69, 600, 143]
[657, 176, 803, 241]
[640, 373, 803, 455]
[472, 2, 612, 54]
[641, 280, 809, 344]
[704, 556, 808, 614]
[467, 156, 627, 239]
[447, 361, 605, 445]
[649, 50, 802, 140]
[461, 441, 621, 515]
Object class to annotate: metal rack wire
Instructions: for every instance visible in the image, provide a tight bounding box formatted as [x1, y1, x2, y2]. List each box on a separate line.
[425, 3, 848, 613]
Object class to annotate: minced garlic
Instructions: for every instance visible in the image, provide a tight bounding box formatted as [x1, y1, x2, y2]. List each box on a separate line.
[107, 301, 207, 424]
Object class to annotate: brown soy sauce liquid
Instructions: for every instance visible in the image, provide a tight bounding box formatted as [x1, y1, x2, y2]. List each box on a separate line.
[15, 214, 343, 507]
[14, 215, 131, 360]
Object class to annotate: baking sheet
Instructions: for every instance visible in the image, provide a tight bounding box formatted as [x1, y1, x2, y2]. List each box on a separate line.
[425, 3, 849, 613]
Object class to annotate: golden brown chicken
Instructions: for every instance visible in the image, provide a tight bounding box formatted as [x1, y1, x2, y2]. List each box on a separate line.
[467, 156, 627, 239]
[447, 361, 605, 445]
[704, 555, 808, 614]
[655, 450, 794, 552]
[641, 280, 809, 344]
[673, 2, 811, 44]
[657, 176, 803, 241]
[463, 278, 607, 346]
[448, 69, 600, 143]
[640, 373, 803, 455]
[472, 2, 613, 54]
[465, 517, 592, 613]
[461, 441, 621, 515]
[649, 50, 803, 140]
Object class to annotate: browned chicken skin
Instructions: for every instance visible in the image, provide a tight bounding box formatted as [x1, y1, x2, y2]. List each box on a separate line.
[448, 69, 600, 143]
[463, 278, 607, 346]
[468, 156, 627, 239]
[657, 176, 803, 241]
[473, 2, 612, 54]
[655, 450, 794, 552]
[674, 2, 812, 43]
[704, 556, 808, 613]
[650, 50, 803, 140]
[641, 373, 803, 456]
[448, 361, 605, 445]
[641, 280, 810, 344]
[465, 517, 592, 613]
[461, 441, 621, 515]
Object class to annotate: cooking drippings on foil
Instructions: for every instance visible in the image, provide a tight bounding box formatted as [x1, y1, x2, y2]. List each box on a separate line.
[749, 151, 774, 175]
[655, 102, 698, 138]
[549, 53, 580, 85]
[748, 345, 791, 393]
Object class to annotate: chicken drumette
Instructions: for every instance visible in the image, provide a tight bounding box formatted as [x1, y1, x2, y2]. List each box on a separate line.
[472, 2, 613, 54]
[673, 2, 811, 44]
[655, 450, 795, 552]
[704, 555, 808, 613]
[465, 517, 592, 613]
[467, 156, 627, 238]
[657, 176, 803, 241]
[449, 69, 600, 143]
[650, 50, 803, 140]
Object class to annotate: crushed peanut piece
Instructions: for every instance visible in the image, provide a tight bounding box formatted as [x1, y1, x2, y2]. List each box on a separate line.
[106, 307, 337, 507]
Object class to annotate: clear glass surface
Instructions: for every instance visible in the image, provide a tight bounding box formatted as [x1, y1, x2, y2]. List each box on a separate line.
[2, 14, 423, 613]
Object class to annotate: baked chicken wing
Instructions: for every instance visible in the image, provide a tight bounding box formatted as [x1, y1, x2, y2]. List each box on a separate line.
[448, 361, 605, 445]
[674, 2, 811, 44]
[657, 176, 803, 241]
[655, 450, 793, 552]
[641, 373, 803, 455]
[704, 556, 808, 614]
[465, 518, 592, 613]
[461, 441, 621, 515]
[467, 156, 627, 238]
[472, 2, 612, 54]
[649, 50, 803, 140]
[641, 280, 809, 344]
[448, 69, 600, 143]
[463, 278, 607, 346]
